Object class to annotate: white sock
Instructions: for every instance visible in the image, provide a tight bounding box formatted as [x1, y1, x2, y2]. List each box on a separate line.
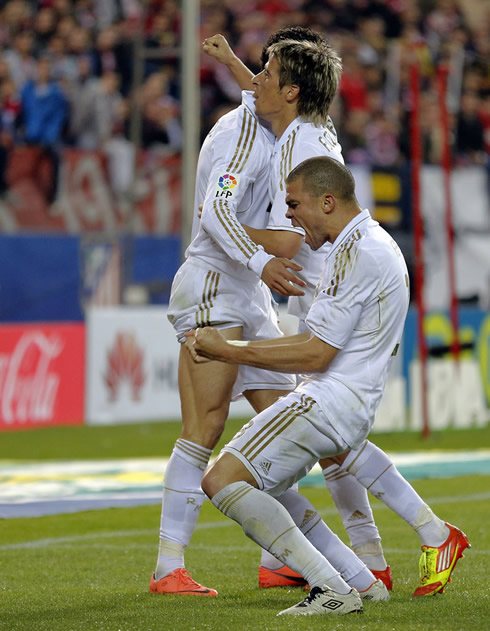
[155, 439, 212, 579]
[278, 488, 375, 591]
[213, 481, 351, 594]
[343, 441, 449, 547]
[351, 540, 388, 572]
[323, 464, 387, 571]
[260, 550, 284, 570]
[260, 484, 299, 571]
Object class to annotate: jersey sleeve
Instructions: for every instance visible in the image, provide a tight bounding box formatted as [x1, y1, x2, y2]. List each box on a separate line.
[200, 107, 274, 277]
[305, 246, 378, 349]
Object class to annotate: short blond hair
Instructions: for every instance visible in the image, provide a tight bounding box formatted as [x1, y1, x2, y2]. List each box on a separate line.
[267, 39, 342, 126]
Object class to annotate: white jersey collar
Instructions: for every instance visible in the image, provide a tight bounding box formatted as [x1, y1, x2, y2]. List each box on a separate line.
[242, 90, 275, 143]
[329, 209, 372, 254]
[242, 89, 257, 112]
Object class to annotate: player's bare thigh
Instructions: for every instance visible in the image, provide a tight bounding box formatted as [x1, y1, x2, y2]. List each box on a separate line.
[319, 451, 350, 469]
[179, 325, 243, 449]
[244, 388, 292, 414]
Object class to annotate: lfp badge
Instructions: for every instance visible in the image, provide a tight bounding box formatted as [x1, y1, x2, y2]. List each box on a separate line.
[215, 173, 239, 199]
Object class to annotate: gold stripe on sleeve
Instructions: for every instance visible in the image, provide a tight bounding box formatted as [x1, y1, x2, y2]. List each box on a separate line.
[214, 198, 258, 258]
[232, 112, 258, 174]
[227, 110, 249, 172]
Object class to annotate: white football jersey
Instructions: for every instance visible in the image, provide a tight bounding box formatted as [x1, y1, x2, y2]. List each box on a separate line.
[186, 91, 275, 282]
[297, 209, 410, 448]
[267, 116, 345, 318]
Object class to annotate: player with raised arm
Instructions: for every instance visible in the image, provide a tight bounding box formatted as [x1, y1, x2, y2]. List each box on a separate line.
[149, 40, 389, 602]
[148, 86, 304, 597]
[203, 30, 470, 597]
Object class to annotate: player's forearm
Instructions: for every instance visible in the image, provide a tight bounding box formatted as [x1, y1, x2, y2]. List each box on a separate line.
[226, 57, 254, 90]
[201, 199, 271, 272]
[225, 337, 332, 373]
[203, 35, 254, 89]
[242, 225, 303, 259]
[232, 332, 309, 348]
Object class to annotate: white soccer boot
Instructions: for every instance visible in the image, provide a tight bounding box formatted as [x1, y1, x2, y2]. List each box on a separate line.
[277, 585, 363, 616]
[358, 578, 390, 601]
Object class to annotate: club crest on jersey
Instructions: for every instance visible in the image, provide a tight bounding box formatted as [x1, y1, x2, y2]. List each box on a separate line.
[215, 173, 239, 198]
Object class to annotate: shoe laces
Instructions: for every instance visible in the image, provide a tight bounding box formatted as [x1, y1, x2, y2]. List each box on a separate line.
[178, 569, 201, 587]
[302, 586, 324, 605]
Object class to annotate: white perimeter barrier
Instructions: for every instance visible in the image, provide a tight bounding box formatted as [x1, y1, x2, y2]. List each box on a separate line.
[85, 305, 408, 430]
[410, 358, 488, 430]
[86, 306, 489, 430]
[85, 306, 251, 425]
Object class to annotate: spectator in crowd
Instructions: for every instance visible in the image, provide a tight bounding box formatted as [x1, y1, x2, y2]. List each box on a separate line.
[139, 69, 182, 150]
[90, 25, 132, 95]
[20, 55, 68, 205]
[63, 25, 93, 87]
[365, 111, 401, 168]
[338, 50, 369, 114]
[480, 93, 490, 156]
[33, 5, 58, 55]
[71, 70, 123, 150]
[455, 90, 486, 164]
[3, 30, 36, 90]
[0, 75, 21, 202]
[424, 0, 466, 53]
[399, 92, 444, 165]
[0, 0, 485, 204]
[71, 68, 133, 198]
[338, 109, 369, 165]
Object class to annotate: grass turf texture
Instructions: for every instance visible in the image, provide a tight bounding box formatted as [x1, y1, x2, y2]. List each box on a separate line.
[1, 422, 489, 629]
[1, 475, 488, 631]
[1, 419, 489, 460]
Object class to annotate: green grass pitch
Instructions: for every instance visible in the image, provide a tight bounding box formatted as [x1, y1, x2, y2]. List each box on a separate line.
[0, 421, 489, 630]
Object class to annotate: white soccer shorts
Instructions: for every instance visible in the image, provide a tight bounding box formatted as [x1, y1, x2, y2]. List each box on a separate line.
[222, 391, 350, 496]
[168, 258, 296, 396]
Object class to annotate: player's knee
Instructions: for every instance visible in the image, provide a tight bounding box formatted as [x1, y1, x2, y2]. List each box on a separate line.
[181, 413, 227, 450]
[201, 463, 225, 499]
[202, 452, 255, 499]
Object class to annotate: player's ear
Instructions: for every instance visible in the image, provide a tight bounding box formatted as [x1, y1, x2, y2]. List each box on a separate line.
[322, 194, 335, 214]
[285, 84, 299, 103]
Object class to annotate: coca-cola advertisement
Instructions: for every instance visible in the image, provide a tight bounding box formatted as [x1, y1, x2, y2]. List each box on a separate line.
[0, 323, 85, 430]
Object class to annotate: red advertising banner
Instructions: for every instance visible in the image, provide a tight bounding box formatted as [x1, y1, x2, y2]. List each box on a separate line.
[0, 323, 85, 431]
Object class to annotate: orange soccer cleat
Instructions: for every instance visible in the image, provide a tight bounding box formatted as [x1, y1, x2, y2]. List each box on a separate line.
[412, 523, 470, 597]
[371, 565, 393, 591]
[258, 564, 308, 588]
[149, 569, 218, 596]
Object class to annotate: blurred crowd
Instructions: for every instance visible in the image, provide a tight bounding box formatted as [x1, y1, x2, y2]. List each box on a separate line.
[0, 0, 489, 202]
[200, 0, 489, 168]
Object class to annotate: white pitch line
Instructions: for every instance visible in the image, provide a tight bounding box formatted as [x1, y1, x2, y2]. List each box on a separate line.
[1, 491, 489, 551]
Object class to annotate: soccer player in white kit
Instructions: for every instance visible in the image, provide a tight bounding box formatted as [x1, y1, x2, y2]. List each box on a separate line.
[149, 88, 304, 596]
[187, 156, 409, 615]
[150, 51, 389, 600]
[203, 31, 470, 598]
